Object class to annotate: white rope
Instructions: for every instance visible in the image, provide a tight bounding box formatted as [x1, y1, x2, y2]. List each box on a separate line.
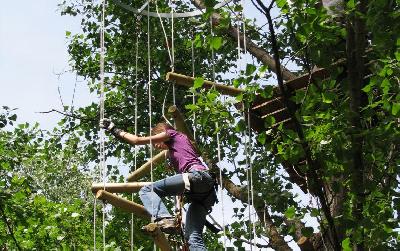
[130, 19, 140, 251]
[93, 197, 97, 250]
[155, 0, 173, 69]
[170, 0, 176, 105]
[191, 29, 196, 139]
[155, 0, 176, 108]
[146, 3, 156, 251]
[241, 1, 257, 243]
[209, 16, 227, 250]
[146, 0, 156, 226]
[170, 0, 175, 72]
[96, 0, 107, 250]
[216, 127, 227, 249]
[210, 17, 216, 86]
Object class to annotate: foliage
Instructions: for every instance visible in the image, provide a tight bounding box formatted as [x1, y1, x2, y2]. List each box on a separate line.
[0, 107, 97, 249]
[24, 0, 400, 250]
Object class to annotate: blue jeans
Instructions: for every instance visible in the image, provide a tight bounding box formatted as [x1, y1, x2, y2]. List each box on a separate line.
[139, 171, 216, 251]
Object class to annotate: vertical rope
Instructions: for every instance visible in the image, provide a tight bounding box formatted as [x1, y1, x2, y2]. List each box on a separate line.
[93, 197, 97, 250]
[97, 0, 107, 250]
[210, 17, 216, 85]
[191, 29, 196, 139]
[216, 130, 227, 249]
[147, 0, 155, 224]
[241, 1, 257, 243]
[130, 18, 140, 251]
[209, 15, 227, 250]
[170, 0, 176, 105]
[243, 105, 252, 250]
[147, 4, 156, 251]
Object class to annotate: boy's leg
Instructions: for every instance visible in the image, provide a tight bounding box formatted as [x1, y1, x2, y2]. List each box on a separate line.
[139, 173, 185, 219]
[185, 202, 208, 251]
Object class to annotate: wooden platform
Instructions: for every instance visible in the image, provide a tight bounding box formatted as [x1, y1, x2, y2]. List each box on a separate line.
[167, 67, 329, 132]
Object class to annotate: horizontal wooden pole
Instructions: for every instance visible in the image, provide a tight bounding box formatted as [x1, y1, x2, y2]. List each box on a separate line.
[166, 72, 243, 96]
[91, 182, 151, 193]
[127, 150, 168, 182]
[96, 190, 151, 219]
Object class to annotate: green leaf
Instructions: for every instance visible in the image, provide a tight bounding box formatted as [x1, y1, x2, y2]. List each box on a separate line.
[301, 227, 314, 237]
[210, 37, 223, 50]
[346, 0, 355, 9]
[9, 114, 17, 121]
[185, 104, 197, 111]
[193, 77, 204, 89]
[381, 78, 391, 94]
[257, 132, 266, 145]
[362, 82, 374, 93]
[260, 86, 273, 99]
[285, 206, 296, 219]
[276, 0, 287, 8]
[310, 208, 319, 217]
[245, 64, 256, 76]
[342, 238, 351, 251]
[66, 31, 71, 37]
[392, 103, 400, 115]
[322, 92, 334, 103]
[395, 51, 400, 61]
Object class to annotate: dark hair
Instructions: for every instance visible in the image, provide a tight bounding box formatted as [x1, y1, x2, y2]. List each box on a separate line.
[151, 122, 174, 135]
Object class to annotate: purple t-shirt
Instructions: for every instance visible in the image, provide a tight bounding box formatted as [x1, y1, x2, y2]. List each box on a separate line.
[165, 128, 207, 173]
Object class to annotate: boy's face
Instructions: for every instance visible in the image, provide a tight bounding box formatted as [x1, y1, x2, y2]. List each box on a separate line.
[154, 142, 168, 150]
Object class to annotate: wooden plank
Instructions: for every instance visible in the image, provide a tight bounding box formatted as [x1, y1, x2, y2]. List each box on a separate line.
[91, 182, 151, 193]
[127, 150, 168, 182]
[261, 107, 290, 123]
[252, 67, 329, 117]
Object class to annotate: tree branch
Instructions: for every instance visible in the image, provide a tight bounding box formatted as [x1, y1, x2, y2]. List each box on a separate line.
[0, 204, 22, 251]
[191, 0, 297, 81]
[261, 2, 340, 249]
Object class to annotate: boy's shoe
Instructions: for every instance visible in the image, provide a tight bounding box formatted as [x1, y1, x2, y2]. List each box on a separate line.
[155, 218, 181, 234]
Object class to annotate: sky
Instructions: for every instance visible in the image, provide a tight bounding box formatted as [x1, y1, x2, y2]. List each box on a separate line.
[0, 0, 93, 130]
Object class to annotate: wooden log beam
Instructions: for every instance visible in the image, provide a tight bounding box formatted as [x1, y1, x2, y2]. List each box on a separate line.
[91, 182, 151, 193]
[127, 150, 168, 182]
[96, 190, 172, 251]
[96, 190, 151, 219]
[166, 72, 243, 97]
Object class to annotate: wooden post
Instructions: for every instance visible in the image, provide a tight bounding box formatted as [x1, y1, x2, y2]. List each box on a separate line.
[91, 182, 151, 193]
[166, 72, 243, 96]
[142, 223, 173, 251]
[168, 105, 195, 142]
[96, 190, 172, 251]
[127, 150, 168, 182]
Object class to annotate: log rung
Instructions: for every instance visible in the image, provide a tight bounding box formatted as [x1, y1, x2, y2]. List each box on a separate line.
[166, 72, 243, 96]
[91, 182, 151, 193]
[96, 190, 151, 219]
[127, 150, 168, 182]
